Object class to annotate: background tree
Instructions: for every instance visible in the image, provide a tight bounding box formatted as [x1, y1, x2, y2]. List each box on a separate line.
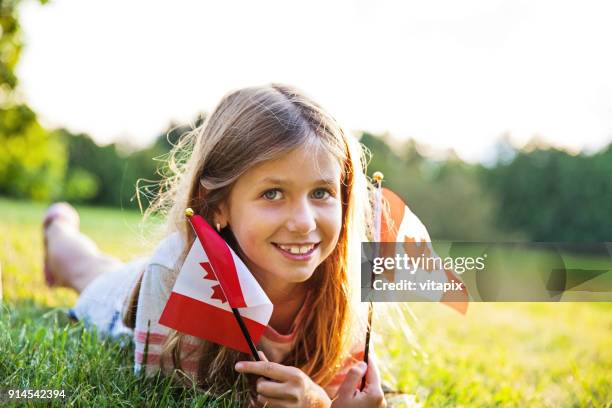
[55, 114, 207, 209]
[359, 132, 503, 240]
[484, 141, 612, 241]
[0, 0, 66, 201]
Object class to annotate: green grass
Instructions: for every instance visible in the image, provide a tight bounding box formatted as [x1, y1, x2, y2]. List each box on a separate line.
[1, 197, 611, 407]
[0, 301, 232, 407]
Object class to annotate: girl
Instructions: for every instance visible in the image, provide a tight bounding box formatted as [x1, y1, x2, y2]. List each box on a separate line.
[43, 84, 387, 407]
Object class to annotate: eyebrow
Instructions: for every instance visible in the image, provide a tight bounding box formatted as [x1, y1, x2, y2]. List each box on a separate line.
[258, 177, 338, 186]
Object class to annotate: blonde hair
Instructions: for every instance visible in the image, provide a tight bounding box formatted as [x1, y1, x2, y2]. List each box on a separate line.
[143, 83, 375, 399]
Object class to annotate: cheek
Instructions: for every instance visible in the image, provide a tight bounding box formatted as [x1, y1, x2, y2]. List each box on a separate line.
[321, 205, 343, 245]
[230, 215, 274, 254]
[234, 225, 266, 248]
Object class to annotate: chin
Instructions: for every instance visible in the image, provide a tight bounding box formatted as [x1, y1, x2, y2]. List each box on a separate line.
[284, 269, 317, 284]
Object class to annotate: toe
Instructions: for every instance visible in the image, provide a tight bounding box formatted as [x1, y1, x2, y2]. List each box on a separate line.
[43, 202, 80, 231]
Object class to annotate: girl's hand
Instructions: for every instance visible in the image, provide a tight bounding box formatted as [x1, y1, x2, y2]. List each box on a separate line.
[235, 352, 332, 408]
[331, 356, 386, 408]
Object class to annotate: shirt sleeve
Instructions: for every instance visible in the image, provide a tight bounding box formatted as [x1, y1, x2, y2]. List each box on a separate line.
[133, 262, 175, 377]
[133, 261, 203, 379]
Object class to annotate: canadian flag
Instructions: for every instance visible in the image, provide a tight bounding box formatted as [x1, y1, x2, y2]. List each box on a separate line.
[159, 213, 273, 353]
[375, 187, 469, 313]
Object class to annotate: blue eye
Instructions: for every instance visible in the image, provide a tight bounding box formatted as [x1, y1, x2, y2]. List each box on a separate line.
[312, 188, 331, 200]
[263, 189, 282, 201]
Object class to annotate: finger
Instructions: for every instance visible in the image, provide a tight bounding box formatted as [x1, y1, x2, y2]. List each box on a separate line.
[258, 350, 269, 362]
[364, 355, 382, 392]
[336, 362, 367, 398]
[256, 379, 295, 399]
[235, 360, 294, 382]
[255, 351, 272, 381]
[256, 393, 287, 408]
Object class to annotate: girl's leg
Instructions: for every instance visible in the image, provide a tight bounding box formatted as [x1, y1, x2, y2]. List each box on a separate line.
[44, 204, 124, 294]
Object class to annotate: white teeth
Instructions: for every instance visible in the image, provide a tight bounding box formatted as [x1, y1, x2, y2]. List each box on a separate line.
[278, 244, 315, 254]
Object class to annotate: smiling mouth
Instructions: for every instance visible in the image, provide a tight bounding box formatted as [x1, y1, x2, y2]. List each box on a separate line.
[272, 242, 320, 256]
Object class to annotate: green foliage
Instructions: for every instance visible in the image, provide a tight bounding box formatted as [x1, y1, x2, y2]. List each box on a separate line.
[0, 0, 65, 201]
[360, 131, 612, 241]
[57, 130, 127, 206]
[484, 144, 612, 241]
[55, 116, 205, 210]
[0, 105, 66, 200]
[1, 0, 49, 99]
[0, 0, 24, 96]
[55, 127, 170, 208]
[359, 132, 503, 240]
[63, 167, 99, 202]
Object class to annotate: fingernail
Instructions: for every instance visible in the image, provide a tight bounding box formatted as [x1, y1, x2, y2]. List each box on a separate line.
[235, 362, 244, 370]
[359, 362, 368, 371]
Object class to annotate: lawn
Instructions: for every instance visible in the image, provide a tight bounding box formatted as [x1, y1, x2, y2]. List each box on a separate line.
[1, 197, 611, 407]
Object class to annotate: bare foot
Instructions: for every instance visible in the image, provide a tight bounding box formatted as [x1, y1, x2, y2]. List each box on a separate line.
[43, 203, 122, 293]
[43, 203, 80, 287]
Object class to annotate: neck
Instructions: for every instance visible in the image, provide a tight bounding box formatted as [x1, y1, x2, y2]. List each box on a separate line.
[254, 273, 308, 334]
[261, 276, 307, 305]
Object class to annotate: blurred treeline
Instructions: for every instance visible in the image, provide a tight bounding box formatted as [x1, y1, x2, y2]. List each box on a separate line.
[3, 117, 612, 241]
[2, 0, 612, 241]
[360, 133, 612, 241]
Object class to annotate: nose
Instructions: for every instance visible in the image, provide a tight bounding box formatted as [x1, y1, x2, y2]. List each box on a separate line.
[286, 198, 317, 235]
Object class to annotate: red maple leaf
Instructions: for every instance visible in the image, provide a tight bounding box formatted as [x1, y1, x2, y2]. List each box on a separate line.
[200, 262, 227, 303]
[211, 284, 227, 303]
[200, 262, 216, 281]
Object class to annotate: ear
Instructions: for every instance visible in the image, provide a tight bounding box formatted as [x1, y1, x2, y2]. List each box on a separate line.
[214, 201, 230, 228]
[198, 186, 229, 227]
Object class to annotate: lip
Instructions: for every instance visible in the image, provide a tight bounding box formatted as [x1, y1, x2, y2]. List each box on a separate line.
[272, 242, 320, 261]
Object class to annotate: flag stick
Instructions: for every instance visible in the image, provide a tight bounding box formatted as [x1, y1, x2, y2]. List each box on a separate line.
[362, 171, 383, 390]
[185, 208, 261, 362]
[231, 308, 261, 361]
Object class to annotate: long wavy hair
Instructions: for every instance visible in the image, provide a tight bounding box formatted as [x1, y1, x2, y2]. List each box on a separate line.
[142, 83, 375, 401]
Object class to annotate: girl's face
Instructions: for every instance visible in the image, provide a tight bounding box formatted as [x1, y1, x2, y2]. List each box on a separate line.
[217, 145, 343, 287]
